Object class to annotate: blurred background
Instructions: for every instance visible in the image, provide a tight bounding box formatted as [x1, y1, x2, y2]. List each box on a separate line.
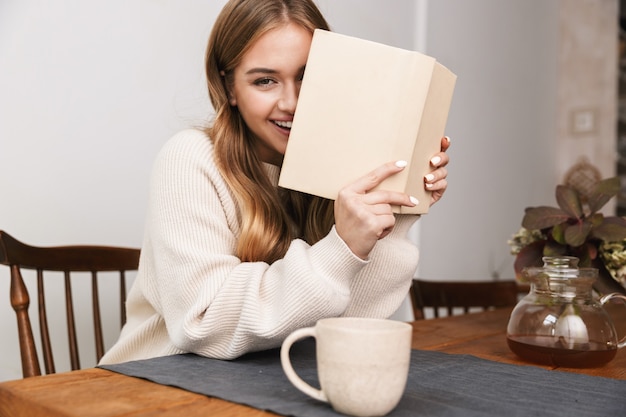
[0, 0, 620, 381]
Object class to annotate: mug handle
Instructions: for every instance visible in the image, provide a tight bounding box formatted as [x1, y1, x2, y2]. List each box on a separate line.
[600, 293, 626, 348]
[280, 326, 328, 403]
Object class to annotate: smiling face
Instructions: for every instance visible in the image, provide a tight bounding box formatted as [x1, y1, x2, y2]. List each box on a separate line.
[227, 22, 312, 166]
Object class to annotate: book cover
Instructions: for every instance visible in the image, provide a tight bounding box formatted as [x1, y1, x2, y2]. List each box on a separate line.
[278, 29, 457, 214]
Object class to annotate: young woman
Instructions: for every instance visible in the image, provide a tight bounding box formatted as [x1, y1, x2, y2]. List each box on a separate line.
[99, 0, 450, 364]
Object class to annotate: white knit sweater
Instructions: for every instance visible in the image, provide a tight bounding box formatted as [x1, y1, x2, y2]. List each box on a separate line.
[99, 129, 419, 364]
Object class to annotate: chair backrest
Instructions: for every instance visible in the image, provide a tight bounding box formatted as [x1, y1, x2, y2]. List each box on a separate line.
[0, 230, 140, 378]
[410, 279, 520, 320]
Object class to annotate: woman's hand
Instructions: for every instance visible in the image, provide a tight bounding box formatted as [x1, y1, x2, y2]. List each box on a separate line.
[334, 161, 418, 260]
[425, 136, 450, 206]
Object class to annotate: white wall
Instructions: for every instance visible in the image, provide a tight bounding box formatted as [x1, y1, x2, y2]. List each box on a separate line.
[0, 0, 560, 381]
[418, 0, 560, 281]
[0, 0, 226, 382]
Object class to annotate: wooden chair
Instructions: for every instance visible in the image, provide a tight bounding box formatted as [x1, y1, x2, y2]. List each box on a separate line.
[410, 278, 520, 320]
[0, 230, 140, 378]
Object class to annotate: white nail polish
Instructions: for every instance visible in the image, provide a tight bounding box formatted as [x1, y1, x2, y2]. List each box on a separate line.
[410, 196, 419, 205]
[395, 160, 408, 168]
[444, 135, 451, 144]
[425, 183, 434, 188]
[425, 173, 435, 182]
[430, 156, 441, 166]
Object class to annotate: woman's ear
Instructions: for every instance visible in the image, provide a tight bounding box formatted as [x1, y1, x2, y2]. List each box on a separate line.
[221, 70, 237, 106]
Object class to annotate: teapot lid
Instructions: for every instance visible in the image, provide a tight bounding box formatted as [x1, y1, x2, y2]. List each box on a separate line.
[523, 256, 597, 287]
[542, 256, 579, 276]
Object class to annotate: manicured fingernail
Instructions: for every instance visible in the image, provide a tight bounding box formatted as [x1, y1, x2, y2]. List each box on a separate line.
[425, 183, 434, 188]
[410, 196, 419, 205]
[444, 136, 451, 144]
[425, 173, 435, 182]
[395, 160, 408, 168]
[430, 156, 441, 166]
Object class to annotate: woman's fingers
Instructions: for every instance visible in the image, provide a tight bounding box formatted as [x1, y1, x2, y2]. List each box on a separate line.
[334, 160, 418, 259]
[425, 167, 448, 189]
[342, 160, 419, 206]
[425, 136, 451, 205]
[335, 136, 452, 257]
[344, 160, 404, 193]
[440, 135, 451, 153]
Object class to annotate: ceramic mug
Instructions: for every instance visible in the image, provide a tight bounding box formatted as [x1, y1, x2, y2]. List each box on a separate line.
[280, 317, 412, 417]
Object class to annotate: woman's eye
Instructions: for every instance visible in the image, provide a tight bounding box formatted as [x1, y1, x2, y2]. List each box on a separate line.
[254, 78, 275, 87]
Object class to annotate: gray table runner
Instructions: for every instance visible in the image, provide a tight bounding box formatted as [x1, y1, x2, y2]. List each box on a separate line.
[99, 340, 626, 417]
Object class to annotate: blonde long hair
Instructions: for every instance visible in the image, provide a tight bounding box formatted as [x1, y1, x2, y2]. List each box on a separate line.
[205, 0, 334, 264]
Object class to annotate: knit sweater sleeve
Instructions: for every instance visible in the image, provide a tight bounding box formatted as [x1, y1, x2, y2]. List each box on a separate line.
[137, 129, 367, 358]
[343, 214, 420, 318]
[103, 129, 420, 363]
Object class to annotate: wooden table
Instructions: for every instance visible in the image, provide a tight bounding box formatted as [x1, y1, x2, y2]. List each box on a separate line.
[1, 307, 624, 417]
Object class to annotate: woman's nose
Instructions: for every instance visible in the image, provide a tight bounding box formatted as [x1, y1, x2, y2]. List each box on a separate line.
[277, 82, 299, 113]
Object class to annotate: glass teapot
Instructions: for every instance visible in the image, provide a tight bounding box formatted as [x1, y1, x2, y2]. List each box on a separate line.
[506, 256, 626, 368]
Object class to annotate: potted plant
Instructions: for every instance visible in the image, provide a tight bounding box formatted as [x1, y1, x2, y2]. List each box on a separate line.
[508, 177, 626, 295]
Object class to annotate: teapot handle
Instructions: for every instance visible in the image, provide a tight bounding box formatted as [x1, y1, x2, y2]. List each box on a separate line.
[599, 293, 626, 349]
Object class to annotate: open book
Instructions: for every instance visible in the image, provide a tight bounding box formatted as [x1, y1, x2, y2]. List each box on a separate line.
[278, 29, 456, 214]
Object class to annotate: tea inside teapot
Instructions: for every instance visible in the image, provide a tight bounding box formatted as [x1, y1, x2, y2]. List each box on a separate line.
[506, 256, 626, 368]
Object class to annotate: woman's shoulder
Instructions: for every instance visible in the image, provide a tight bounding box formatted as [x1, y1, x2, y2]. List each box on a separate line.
[160, 128, 213, 157]
[151, 128, 220, 179]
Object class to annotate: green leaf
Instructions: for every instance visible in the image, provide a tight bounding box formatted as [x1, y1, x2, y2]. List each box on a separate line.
[596, 177, 620, 193]
[563, 220, 593, 247]
[556, 185, 583, 218]
[522, 206, 570, 230]
[551, 223, 566, 244]
[543, 241, 567, 256]
[587, 177, 620, 213]
[588, 212, 604, 227]
[544, 240, 568, 256]
[591, 216, 626, 242]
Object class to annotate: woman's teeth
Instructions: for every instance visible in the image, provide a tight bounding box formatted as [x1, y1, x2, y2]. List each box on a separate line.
[274, 120, 292, 129]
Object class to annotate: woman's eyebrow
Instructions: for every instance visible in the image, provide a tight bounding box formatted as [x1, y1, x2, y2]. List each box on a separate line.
[244, 65, 306, 75]
[245, 67, 277, 75]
